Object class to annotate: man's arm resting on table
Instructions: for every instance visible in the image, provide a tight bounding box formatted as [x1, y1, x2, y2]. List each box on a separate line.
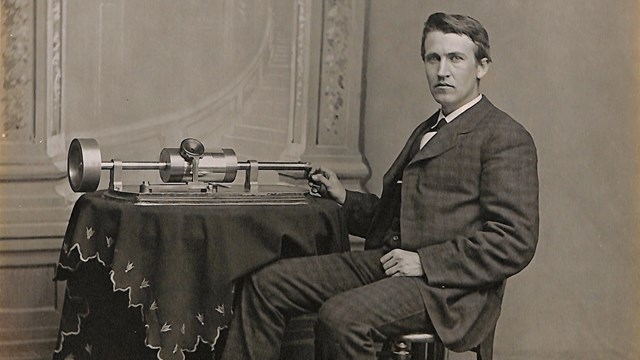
[309, 166, 380, 238]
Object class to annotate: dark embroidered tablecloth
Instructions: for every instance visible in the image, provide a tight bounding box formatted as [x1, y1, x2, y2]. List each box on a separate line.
[53, 191, 348, 360]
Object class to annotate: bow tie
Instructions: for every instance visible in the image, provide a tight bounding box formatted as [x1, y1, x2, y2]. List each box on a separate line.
[410, 117, 446, 158]
[428, 116, 446, 132]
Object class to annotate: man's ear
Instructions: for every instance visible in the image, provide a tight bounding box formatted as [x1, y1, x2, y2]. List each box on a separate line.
[476, 58, 490, 80]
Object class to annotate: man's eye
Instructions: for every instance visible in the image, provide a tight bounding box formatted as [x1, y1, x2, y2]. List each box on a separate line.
[450, 55, 463, 62]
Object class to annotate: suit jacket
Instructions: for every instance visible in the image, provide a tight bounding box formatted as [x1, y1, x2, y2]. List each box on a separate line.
[342, 96, 539, 351]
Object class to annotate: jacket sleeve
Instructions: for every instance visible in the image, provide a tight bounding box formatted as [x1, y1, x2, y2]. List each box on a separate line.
[341, 190, 380, 238]
[418, 124, 539, 288]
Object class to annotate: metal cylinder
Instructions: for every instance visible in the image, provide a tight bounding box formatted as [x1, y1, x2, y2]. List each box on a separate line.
[159, 148, 239, 183]
[68, 138, 103, 192]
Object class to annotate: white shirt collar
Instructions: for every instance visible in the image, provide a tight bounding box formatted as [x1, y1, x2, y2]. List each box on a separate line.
[438, 94, 483, 124]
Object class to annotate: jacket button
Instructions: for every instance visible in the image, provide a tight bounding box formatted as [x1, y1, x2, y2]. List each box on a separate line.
[392, 235, 399, 241]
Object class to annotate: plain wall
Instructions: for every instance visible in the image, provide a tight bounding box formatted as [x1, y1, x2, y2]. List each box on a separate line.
[363, 1, 639, 359]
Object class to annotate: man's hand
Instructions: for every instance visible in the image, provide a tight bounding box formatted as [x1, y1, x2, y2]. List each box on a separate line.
[380, 249, 424, 277]
[308, 166, 347, 205]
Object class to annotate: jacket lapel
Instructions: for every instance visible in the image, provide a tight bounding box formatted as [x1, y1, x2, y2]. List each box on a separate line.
[408, 96, 493, 166]
[382, 113, 439, 188]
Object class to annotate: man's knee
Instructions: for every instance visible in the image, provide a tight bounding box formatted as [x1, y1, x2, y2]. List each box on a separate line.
[316, 295, 357, 336]
[244, 261, 288, 297]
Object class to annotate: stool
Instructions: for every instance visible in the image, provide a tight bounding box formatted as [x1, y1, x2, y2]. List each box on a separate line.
[391, 333, 445, 360]
[390, 327, 495, 360]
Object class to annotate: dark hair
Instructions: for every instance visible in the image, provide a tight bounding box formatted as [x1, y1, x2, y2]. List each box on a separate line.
[421, 12, 492, 64]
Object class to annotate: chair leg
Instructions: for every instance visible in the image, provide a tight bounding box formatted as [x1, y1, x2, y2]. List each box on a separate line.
[426, 342, 446, 360]
[412, 341, 426, 360]
[392, 341, 411, 360]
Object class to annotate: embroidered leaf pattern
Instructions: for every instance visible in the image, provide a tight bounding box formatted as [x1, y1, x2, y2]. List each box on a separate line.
[63, 242, 69, 254]
[140, 279, 150, 289]
[181, 323, 186, 334]
[173, 344, 179, 354]
[216, 304, 225, 314]
[150, 301, 158, 310]
[86, 227, 94, 240]
[161, 322, 172, 332]
[125, 262, 134, 273]
[64, 354, 75, 360]
[106, 236, 114, 248]
[196, 313, 204, 325]
[84, 343, 92, 355]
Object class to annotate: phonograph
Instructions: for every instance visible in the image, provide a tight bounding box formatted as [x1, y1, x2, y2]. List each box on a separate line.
[67, 138, 318, 205]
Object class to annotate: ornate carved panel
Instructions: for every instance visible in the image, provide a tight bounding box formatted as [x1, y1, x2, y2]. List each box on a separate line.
[0, 0, 63, 175]
[0, 0, 36, 141]
[46, 0, 62, 139]
[317, 0, 351, 146]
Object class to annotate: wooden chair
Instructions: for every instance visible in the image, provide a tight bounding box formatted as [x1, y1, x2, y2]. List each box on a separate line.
[387, 327, 495, 360]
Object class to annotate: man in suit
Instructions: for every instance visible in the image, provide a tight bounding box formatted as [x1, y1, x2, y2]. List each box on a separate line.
[221, 12, 538, 360]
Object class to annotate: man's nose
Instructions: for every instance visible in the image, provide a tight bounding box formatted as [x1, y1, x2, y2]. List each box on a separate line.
[437, 59, 450, 78]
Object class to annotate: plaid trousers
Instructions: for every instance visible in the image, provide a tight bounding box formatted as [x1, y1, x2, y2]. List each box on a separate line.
[220, 249, 435, 360]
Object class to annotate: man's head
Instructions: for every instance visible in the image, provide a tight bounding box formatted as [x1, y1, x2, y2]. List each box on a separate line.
[421, 13, 491, 64]
[421, 13, 491, 115]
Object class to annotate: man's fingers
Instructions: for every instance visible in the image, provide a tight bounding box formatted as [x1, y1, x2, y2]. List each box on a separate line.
[323, 168, 337, 179]
[385, 264, 399, 276]
[310, 173, 331, 186]
[383, 250, 423, 277]
[385, 264, 406, 277]
[380, 250, 396, 263]
[382, 258, 396, 270]
[309, 165, 336, 180]
[308, 166, 327, 181]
